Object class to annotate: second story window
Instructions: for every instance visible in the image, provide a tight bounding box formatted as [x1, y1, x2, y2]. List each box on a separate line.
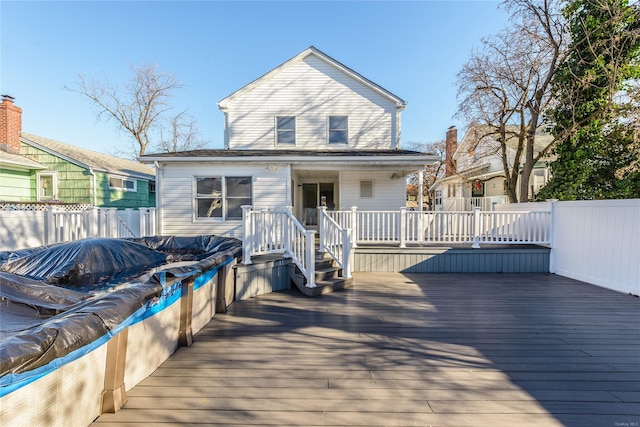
[276, 116, 296, 144]
[328, 116, 348, 144]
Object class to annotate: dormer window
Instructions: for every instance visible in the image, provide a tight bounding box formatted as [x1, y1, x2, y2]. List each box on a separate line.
[328, 116, 348, 144]
[276, 116, 296, 144]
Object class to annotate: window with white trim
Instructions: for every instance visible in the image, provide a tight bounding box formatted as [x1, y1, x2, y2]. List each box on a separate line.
[328, 116, 348, 144]
[195, 176, 252, 220]
[434, 190, 442, 206]
[276, 116, 296, 144]
[360, 180, 373, 198]
[109, 176, 137, 192]
[37, 172, 57, 201]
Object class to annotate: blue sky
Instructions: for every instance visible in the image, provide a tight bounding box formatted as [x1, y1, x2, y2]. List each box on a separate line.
[1, 1, 510, 155]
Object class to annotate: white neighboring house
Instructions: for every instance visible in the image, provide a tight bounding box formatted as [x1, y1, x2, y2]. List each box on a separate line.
[431, 124, 553, 211]
[141, 46, 438, 238]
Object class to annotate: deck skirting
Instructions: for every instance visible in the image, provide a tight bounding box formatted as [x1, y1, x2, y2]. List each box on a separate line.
[352, 245, 550, 273]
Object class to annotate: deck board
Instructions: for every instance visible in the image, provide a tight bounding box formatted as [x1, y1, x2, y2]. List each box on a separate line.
[93, 272, 640, 427]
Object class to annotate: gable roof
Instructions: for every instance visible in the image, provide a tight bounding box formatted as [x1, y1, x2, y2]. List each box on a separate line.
[217, 46, 407, 110]
[455, 124, 554, 160]
[20, 133, 155, 180]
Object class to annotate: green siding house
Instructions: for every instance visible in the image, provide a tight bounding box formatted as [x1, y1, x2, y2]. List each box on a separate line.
[0, 96, 155, 209]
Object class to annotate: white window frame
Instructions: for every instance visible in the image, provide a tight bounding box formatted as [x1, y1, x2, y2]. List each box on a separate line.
[37, 171, 57, 201]
[109, 175, 137, 192]
[434, 189, 443, 206]
[275, 116, 296, 145]
[194, 176, 253, 221]
[328, 115, 348, 144]
[360, 180, 374, 198]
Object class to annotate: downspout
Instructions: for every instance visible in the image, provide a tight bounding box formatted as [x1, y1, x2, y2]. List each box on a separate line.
[89, 167, 98, 206]
[154, 161, 162, 234]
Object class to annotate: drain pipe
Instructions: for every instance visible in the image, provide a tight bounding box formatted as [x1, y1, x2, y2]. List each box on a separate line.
[89, 167, 98, 206]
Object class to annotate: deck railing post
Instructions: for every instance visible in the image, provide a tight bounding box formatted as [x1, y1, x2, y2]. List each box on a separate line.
[317, 206, 327, 254]
[399, 207, 407, 248]
[472, 207, 481, 249]
[241, 205, 253, 265]
[284, 206, 293, 256]
[341, 228, 352, 279]
[350, 206, 358, 248]
[304, 229, 316, 287]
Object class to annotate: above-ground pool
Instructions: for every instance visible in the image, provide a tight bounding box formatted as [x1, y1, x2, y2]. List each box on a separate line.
[0, 235, 242, 426]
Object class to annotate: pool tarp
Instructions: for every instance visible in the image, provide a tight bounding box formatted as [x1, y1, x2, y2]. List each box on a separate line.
[0, 235, 241, 388]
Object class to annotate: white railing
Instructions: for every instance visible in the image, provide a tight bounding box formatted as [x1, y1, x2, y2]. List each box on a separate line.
[441, 196, 509, 211]
[0, 207, 156, 251]
[327, 207, 551, 248]
[317, 207, 351, 279]
[242, 206, 316, 287]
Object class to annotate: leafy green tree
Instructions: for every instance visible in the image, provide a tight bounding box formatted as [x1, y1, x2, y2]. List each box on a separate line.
[539, 0, 640, 200]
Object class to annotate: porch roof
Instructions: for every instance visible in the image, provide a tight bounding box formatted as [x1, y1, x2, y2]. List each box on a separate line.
[141, 149, 439, 168]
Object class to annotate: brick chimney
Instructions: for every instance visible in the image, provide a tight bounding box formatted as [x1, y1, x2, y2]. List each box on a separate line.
[0, 95, 22, 153]
[445, 125, 457, 177]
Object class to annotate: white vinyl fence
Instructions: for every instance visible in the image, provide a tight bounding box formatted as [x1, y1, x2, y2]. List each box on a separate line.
[0, 207, 156, 251]
[550, 199, 640, 296]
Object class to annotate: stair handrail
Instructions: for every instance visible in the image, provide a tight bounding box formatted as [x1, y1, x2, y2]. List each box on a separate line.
[318, 206, 352, 279]
[242, 206, 316, 288]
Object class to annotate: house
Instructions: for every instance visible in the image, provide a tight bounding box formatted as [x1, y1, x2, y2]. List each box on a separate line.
[0, 96, 155, 209]
[430, 124, 553, 211]
[141, 46, 438, 238]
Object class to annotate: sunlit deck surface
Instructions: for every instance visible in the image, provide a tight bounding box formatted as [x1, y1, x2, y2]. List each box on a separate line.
[93, 273, 640, 427]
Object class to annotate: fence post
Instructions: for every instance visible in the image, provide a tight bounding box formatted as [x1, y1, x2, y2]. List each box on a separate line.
[317, 206, 327, 254]
[241, 205, 253, 265]
[87, 207, 99, 238]
[148, 208, 157, 236]
[305, 229, 316, 287]
[107, 208, 118, 238]
[548, 199, 557, 273]
[44, 207, 55, 246]
[472, 207, 481, 249]
[341, 228, 352, 279]
[399, 207, 407, 248]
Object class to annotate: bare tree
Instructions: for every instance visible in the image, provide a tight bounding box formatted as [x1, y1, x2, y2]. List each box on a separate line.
[406, 140, 446, 210]
[159, 110, 208, 153]
[456, 0, 567, 202]
[67, 64, 206, 158]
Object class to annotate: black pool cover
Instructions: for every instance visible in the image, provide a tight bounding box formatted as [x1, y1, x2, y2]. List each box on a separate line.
[0, 235, 241, 382]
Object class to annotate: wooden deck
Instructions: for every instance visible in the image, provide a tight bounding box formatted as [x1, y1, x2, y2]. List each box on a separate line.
[93, 273, 640, 427]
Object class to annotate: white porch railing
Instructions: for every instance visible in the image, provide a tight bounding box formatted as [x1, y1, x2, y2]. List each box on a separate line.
[242, 206, 316, 287]
[328, 207, 551, 248]
[317, 206, 352, 279]
[442, 196, 509, 211]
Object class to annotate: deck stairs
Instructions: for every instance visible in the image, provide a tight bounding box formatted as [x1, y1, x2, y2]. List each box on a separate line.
[288, 249, 353, 297]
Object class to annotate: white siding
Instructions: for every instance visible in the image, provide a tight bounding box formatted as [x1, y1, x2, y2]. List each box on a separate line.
[158, 163, 289, 238]
[225, 55, 400, 150]
[339, 171, 406, 211]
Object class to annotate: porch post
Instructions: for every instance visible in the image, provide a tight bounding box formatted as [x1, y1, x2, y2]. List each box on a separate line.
[472, 206, 481, 249]
[418, 169, 424, 211]
[350, 206, 358, 248]
[241, 205, 253, 265]
[399, 207, 407, 248]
